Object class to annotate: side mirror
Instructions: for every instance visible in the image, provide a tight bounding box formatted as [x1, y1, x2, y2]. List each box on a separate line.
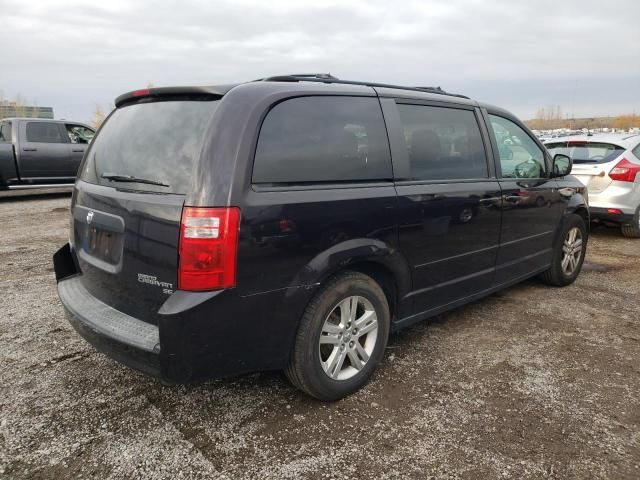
[552, 153, 572, 177]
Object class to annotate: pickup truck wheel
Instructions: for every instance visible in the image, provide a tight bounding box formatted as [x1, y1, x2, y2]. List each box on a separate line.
[285, 271, 390, 401]
[540, 214, 587, 287]
[621, 206, 640, 238]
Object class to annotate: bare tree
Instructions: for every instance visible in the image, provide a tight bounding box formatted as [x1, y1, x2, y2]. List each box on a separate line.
[91, 104, 107, 129]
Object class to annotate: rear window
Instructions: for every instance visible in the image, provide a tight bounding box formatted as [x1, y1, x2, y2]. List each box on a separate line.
[252, 96, 392, 184]
[79, 100, 217, 194]
[546, 141, 625, 164]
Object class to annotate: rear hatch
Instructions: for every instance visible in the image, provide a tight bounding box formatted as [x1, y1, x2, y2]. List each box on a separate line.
[71, 94, 219, 324]
[546, 140, 626, 193]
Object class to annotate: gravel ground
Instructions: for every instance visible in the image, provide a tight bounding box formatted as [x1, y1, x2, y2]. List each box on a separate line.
[1, 193, 639, 479]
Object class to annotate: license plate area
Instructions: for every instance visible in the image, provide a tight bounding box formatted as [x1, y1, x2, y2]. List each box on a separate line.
[73, 205, 125, 273]
[86, 226, 122, 264]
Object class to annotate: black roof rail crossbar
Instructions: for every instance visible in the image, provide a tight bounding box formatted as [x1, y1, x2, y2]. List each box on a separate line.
[260, 74, 469, 99]
[287, 73, 338, 79]
[415, 86, 447, 94]
[259, 73, 338, 82]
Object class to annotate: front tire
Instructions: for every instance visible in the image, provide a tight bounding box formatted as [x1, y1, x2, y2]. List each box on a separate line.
[285, 271, 390, 401]
[540, 214, 587, 286]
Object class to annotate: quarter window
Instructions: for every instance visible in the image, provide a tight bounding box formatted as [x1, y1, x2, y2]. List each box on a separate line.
[489, 115, 546, 178]
[396, 104, 488, 181]
[253, 96, 392, 184]
[26, 122, 67, 143]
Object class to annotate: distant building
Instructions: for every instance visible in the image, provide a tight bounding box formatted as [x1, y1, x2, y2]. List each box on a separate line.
[0, 102, 54, 119]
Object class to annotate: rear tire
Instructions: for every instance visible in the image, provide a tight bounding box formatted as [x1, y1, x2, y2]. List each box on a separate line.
[621, 207, 640, 238]
[285, 271, 390, 401]
[540, 214, 587, 287]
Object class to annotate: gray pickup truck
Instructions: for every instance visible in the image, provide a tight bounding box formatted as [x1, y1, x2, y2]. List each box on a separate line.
[0, 118, 95, 190]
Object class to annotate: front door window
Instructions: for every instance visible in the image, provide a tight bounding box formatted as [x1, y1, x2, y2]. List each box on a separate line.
[489, 115, 546, 179]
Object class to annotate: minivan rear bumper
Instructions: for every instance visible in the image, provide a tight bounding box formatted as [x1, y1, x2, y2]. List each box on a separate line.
[58, 275, 162, 378]
[54, 243, 311, 384]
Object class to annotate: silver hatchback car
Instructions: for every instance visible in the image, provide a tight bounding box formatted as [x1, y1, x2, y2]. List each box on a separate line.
[546, 134, 640, 237]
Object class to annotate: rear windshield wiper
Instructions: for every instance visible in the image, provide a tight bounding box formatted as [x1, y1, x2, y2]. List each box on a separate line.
[101, 173, 170, 187]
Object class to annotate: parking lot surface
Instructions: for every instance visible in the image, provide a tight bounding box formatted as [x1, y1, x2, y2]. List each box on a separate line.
[1, 193, 639, 479]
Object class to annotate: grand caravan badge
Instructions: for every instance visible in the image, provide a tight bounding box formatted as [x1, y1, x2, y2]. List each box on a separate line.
[137, 273, 174, 294]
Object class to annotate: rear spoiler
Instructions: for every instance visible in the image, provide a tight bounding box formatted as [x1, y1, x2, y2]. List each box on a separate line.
[115, 85, 235, 108]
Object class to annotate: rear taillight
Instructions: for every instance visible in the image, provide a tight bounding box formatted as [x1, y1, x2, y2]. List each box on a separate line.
[279, 219, 296, 233]
[178, 207, 240, 291]
[609, 158, 640, 183]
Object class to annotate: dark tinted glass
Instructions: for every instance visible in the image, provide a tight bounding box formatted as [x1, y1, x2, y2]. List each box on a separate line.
[546, 141, 625, 164]
[396, 104, 488, 180]
[0, 122, 11, 143]
[79, 100, 217, 194]
[26, 122, 67, 143]
[253, 96, 392, 184]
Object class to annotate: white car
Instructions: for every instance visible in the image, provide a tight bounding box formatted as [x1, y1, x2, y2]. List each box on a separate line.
[546, 134, 640, 237]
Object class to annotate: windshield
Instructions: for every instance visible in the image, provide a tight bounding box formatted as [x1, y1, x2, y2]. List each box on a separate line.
[79, 99, 218, 194]
[546, 141, 625, 164]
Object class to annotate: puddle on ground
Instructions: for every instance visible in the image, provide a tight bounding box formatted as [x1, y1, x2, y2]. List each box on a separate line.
[581, 262, 611, 273]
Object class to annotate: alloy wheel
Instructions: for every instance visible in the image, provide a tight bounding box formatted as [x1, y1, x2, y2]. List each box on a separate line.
[561, 227, 583, 275]
[318, 296, 378, 380]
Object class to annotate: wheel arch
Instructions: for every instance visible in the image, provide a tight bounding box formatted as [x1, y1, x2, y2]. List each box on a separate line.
[340, 261, 399, 319]
[562, 191, 590, 232]
[287, 238, 412, 322]
[571, 206, 590, 232]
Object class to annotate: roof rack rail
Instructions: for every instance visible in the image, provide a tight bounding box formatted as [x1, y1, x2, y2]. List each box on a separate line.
[259, 73, 338, 82]
[259, 74, 469, 99]
[415, 86, 447, 94]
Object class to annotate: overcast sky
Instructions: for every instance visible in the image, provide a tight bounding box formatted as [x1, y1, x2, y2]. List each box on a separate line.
[1, 0, 639, 123]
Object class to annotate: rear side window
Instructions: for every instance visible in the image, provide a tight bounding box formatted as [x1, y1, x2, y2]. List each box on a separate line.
[252, 96, 392, 184]
[0, 122, 11, 143]
[396, 104, 488, 181]
[80, 100, 218, 194]
[26, 122, 67, 143]
[546, 141, 625, 164]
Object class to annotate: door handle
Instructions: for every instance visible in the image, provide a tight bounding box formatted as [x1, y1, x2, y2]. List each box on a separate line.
[72, 149, 85, 152]
[23, 147, 37, 152]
